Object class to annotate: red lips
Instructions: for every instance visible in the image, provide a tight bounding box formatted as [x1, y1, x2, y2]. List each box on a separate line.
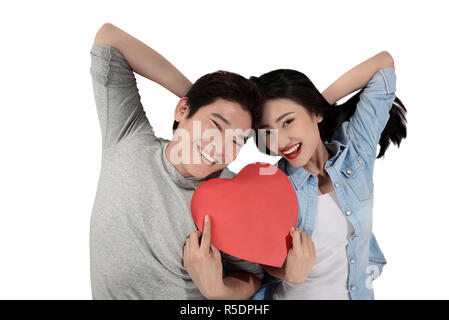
[280, 143, 302, 160]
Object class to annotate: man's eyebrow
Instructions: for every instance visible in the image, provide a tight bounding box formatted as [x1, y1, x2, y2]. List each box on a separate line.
[276, 112, 294, 123]
[211, 113, 231, 126]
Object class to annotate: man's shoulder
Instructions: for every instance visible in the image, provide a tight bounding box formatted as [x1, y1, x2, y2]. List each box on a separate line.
[218, 167, 236, 179]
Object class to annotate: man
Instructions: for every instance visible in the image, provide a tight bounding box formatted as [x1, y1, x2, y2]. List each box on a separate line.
[89, 23, 264, 299]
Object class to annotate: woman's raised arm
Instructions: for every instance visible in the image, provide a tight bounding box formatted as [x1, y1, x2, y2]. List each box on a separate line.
[321, 51, 394, 105]
[94, 23, 192, 98]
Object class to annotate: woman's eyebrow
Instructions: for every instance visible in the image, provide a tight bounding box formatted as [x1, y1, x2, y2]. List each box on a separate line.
[211, 113, 231, 126]
[276, 112, 294, 123]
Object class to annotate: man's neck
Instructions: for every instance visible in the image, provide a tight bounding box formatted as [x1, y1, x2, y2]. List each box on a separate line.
[165, 140, 191, 178]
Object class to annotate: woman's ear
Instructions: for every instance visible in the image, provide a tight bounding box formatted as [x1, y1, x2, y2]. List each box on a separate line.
[315, 113, 323, 124]
[174, 97, 190, 123]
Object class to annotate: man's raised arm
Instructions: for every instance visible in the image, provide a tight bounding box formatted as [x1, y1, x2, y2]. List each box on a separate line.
[94, 23, 192, 98]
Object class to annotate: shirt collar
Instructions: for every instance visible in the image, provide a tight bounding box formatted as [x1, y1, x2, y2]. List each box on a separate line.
[161, 140, 226, 190]
[280, 139, 346, 190]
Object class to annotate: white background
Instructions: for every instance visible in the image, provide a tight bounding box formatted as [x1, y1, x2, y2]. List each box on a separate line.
[1, 0, 448, 299]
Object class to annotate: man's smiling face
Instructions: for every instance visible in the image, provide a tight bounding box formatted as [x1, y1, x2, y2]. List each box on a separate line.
[168, 98, 253, 179]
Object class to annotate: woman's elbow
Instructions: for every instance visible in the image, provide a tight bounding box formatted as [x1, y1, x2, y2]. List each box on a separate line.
[378, 51, 395, 69]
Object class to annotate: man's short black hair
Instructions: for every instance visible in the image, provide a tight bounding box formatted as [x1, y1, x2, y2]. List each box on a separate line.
[173, 70, 262, 131]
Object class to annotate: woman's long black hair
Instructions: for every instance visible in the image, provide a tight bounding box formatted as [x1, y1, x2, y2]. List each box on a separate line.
[250, 69, 407, 158]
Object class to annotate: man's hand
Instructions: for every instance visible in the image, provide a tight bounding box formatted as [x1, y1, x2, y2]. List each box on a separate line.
[183, 215, 225, 299]
[263, 228, 316, 284]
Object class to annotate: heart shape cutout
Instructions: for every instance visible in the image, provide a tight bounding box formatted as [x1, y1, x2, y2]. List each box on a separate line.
[191, 162, 298, 267]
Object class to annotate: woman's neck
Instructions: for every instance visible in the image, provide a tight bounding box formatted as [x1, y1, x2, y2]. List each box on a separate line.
[303, 141, 331, 176]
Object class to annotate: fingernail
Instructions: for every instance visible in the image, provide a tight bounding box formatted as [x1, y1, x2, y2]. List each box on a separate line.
[205, 215, 210, 223]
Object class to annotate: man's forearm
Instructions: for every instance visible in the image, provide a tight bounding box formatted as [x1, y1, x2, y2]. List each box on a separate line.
[94, 23, 192, 97]
[321, 51, 395, 105]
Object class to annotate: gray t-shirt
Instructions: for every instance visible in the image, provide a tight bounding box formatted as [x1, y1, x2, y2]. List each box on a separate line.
[89, 43, 263, 300]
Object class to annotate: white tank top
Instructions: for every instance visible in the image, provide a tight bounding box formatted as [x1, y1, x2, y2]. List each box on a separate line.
[273, 190, 354, 300]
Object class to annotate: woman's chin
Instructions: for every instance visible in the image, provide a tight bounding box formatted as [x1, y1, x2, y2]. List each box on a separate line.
[285, 154, 307, 168]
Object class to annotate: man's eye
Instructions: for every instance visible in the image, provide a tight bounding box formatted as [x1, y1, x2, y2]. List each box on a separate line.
[211, 119, 222, 131]
[283, 119, 294, 127]
[233, 140, 243, 147]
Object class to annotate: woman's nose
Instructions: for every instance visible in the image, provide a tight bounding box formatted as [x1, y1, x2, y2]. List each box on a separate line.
[277, 133, 292, 152]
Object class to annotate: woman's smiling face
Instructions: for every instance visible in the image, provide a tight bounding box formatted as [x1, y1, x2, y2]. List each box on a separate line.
[259, 98, 323, 168]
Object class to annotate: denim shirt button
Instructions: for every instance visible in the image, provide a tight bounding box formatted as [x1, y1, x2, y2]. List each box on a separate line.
[352, 235, 358, 240]
[358, 159, 363, 165]
[350, 285, 356, 291]
[346, 169, 352, 175]
[350, 258, 356, 264]
[334, 183, 340, 189]
[345, 210, 352, 216]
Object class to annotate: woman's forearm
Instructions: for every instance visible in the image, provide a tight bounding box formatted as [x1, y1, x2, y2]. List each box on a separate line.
[94, 23, 192, 97]
[322, 51, 395, 105]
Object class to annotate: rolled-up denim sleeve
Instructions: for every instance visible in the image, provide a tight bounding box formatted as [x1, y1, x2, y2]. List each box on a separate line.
[346, 67, 396, 156]
[90, 43, 155, 150]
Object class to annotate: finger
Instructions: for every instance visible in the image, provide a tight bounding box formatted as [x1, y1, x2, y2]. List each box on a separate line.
[308, 234, 316, 257]
[289, 227, 298, 246]
[310, 239, 317, 260]
[306, 233, 315, 259]
[189, 230, 200, 249]
[183, 241, 188, 266]
[291, 229, 302, 252]
[298, 229, 307, 246]
[200, 215, 212, 252]
[210, 244, 221, 259]
[302, 232, 312, 257]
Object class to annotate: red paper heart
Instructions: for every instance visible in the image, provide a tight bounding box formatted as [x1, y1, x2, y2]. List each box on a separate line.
[191, 162, 298, 267]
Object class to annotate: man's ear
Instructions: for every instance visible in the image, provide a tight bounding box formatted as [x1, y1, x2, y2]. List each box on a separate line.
[174, 97, 190, 123]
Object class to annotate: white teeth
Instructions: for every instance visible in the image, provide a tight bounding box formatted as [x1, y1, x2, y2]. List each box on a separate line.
[283, 143, 301, 155]
[201, 149, 215, 163]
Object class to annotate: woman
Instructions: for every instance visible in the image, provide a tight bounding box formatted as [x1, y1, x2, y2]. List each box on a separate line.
[250, 51, 407, 300]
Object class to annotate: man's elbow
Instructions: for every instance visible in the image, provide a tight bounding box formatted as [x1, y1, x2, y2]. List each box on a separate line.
[94, 23, 117, 45]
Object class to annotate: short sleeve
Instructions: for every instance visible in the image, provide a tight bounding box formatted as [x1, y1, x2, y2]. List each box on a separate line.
[90, 43, 155, 150]
[345, 67, 396, 156]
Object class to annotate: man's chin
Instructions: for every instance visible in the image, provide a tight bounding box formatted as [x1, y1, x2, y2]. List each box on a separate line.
[188, 163, 224, 179]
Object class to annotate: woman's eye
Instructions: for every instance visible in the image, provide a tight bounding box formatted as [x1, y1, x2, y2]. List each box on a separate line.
[282, 119, 294, 127]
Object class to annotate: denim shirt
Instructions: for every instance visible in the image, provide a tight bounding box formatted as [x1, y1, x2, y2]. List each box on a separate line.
[252, 67, 397, 300]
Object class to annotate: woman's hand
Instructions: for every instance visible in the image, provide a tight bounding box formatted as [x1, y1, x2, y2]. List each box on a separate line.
[183, 215, 225, 299]
[263, 228, 316, 284]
